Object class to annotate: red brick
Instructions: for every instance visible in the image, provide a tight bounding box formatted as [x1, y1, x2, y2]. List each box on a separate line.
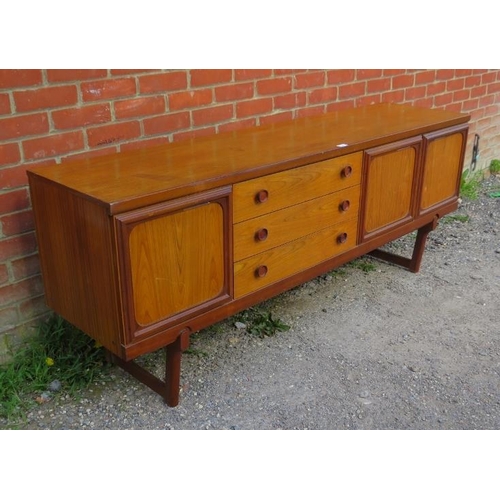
[0, 263, 8, 284]
[236, 98, 273, 118]
[381, 90, 405, 103]
[11, 253, 41, 281]
[215, 83, 254, 102]
[294, 72, 325, 88]
[414, 98, 433, 108]
[0, 232, 37, 262]
[0, 275, 44, 307]
[455, 69, 473, 77]
[357, 69, 383, 79]
[0, 305, 18, 328]
[479, 95, 496, 108]
[471, 85, 487, 98]
[297, 106, 325, 118]
[392, 74, 415, 89]
[0, 93, 10, 115]
[257, 77, 292, 95]
[173, 127, 216, 142]
[327, 70, 355, 84]
[487, 82, 500, 94]
[465, 75, 481, 88]
[81, 78, 136, 102]
[87, 121, 141, 147]
[52, 104, 111, 129]
[0, 143, 21, 167]
[415, 70, 436, 85]
[274, 92, 307, 110]
[453, 89, 470, 102]
[110, 69, 157, 75]
[23, 131, 85, 160]
[426, 82, 446, 96]
[309, 87, 338, 104]
[481, 72, 497, 84]
[19, 294, 49, 320]
[357, 95, 381, 107]
[436, 69, 455, 80]
[434, 93, 453, 107]
[190, 69, 232, 87]
[462, 98, 479, 111]
[0, 113, 49, 141]
[444, 103, 463, 113]
[169, 89, 213, 110]
[260, 112, 293, 126]
[14, 85, 78, 112]
[114, 96, 165, 119]
[447, 78, 465, 91]
[120, 137, 169, 152]
[143, 112, 190, 136]
[338, 82, 365, 99]
[235, 70, 272, 81]
[367, 78, 391, 93]
[0, 188, 30, 215]
[218, 118, 257, 133]
[0, 164, 33, 189]
[405, 86, 426, 100]
[0, 70, 42, 89]
[383, 69, 405, 76]
[46, 69, 107, 82]
[1, 210, 35, 236]
[139, 72, 188, 93]
[192, 104, 233, 126]
[274, 70, 301, 75]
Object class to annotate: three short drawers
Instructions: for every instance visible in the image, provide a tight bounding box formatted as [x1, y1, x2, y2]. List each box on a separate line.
[233, 152, 363, 297]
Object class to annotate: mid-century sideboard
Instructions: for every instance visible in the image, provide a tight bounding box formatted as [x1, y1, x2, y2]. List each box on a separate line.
[27, 103, 470, 406]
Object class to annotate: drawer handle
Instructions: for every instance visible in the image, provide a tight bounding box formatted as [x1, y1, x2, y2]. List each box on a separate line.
[337, 232, 348, 244]
[255, 228, 269, 242]
[339, 200, 351, 212]
[255, 265, 268, 278]
[341, 165, 353, 178]
[255, 190, 269, 203]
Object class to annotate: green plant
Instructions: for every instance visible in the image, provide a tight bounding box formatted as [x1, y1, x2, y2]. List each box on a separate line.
[234, 307, 290, 339]
[460, 169, 481, 200]
[0, 314, 108, 423]
[442, 214, 470, 224]
[345, 257, 377, 273]
[489, 159, 500, 174]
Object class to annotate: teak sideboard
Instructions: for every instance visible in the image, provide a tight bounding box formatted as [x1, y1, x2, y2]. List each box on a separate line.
[27, 103, 470, 406]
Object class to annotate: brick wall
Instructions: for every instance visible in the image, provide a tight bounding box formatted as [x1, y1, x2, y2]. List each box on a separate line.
[1, 69, 499, 360]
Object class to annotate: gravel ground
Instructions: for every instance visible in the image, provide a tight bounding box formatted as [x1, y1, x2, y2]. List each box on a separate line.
[4, 175, 500, 431]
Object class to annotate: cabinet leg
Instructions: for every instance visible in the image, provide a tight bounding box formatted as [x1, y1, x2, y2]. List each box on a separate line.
[164, 336, 182, 407]
[369, 217, 438, 273]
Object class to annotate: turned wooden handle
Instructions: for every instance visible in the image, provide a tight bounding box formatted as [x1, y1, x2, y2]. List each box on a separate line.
[255, 189, 269, 203]
[255, 228, 269, 241]
[337, 232, 348, 244]
[255, 265, 268, 278]
[339, 200, 351, 212]
[341, 165, 353, 178]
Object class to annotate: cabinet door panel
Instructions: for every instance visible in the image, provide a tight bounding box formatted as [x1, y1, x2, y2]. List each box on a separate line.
[115, 187, 232, 342]
[361, 137, 421, 239]
[420, 126, 467, 212]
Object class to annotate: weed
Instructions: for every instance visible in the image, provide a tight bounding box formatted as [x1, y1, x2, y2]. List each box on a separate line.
[0, 314, 108, 423]
[345, 257, 377, 273]
[489, 159, 500, 174]
[442, 214, 470, 224]
[234, 307, 290, 339]
[460, 169, 481, 200]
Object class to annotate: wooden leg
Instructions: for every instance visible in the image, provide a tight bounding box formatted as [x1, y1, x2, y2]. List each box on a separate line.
[369, 217, 438, 273]
[105, 329, 191, 408]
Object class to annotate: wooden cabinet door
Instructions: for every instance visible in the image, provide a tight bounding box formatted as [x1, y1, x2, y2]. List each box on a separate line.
[360, 137, 422, 240]
[115, 187, 232, 343]
[420, 125, 468, 214]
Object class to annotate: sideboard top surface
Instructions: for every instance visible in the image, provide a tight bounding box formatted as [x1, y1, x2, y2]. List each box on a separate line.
[27, 103, 470, 214]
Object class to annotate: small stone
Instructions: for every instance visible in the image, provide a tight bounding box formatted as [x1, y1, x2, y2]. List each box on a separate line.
[359, 390, 370, 398]
[234, 322, 246, 329]
[48, 379, 62, 392]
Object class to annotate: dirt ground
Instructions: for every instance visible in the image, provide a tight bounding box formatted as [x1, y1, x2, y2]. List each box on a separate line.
[11, 175, 500, 430]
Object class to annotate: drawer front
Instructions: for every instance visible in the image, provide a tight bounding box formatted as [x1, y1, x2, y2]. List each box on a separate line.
[234, 185, 360, 261]
[234, 217, 358, 298]
[233, 152, 362, 223]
